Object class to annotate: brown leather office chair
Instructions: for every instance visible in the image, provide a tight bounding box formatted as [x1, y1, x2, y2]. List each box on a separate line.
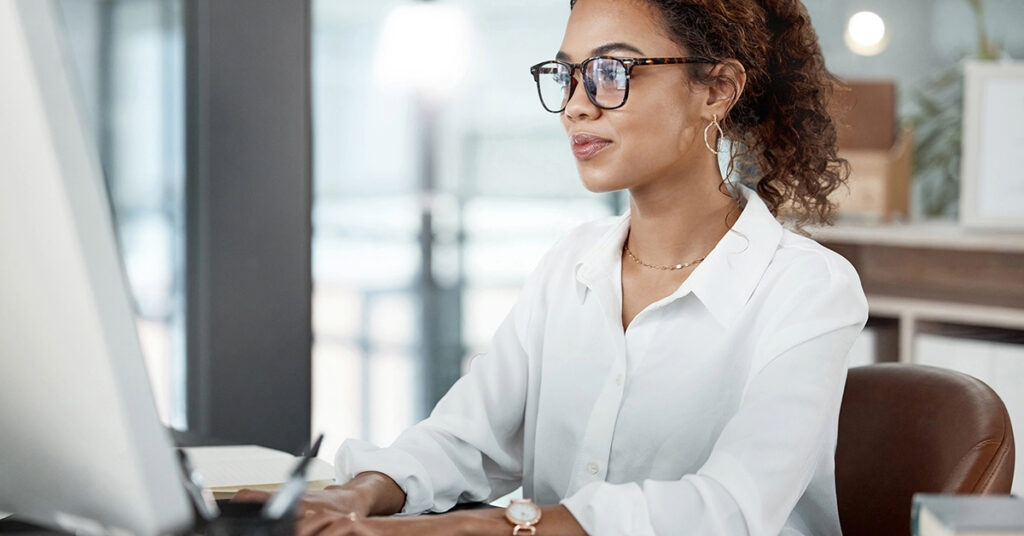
[835, 363, 1015, 536]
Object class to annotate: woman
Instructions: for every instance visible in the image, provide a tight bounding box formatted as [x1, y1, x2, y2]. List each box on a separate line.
[239, 0, 868, 533]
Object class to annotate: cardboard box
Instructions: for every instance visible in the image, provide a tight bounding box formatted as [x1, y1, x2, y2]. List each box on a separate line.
[831, 80, 898, 150]
[833, 125, 914, 222]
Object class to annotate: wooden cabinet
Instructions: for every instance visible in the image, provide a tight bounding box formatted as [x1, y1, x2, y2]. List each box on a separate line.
[810, 223, 1024, 363]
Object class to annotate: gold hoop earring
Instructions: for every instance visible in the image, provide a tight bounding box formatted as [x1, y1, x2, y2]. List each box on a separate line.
[704, 114, 724, 155]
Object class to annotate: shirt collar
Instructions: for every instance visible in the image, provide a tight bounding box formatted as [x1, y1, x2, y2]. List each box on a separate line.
[574, 185, 783, 326]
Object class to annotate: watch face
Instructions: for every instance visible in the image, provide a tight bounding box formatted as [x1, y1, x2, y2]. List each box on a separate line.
[507, 501, 541, 524]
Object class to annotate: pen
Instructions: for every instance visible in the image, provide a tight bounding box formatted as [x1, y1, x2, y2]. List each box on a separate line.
[261, 433, 324, 520]
[176, 449, 221, 521]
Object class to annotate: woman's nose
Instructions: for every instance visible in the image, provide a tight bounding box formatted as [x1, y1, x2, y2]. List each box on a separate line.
[563, 71, 600, 121]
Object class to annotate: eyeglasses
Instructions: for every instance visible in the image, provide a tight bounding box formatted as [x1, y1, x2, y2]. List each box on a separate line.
[529, 56, 717, 113]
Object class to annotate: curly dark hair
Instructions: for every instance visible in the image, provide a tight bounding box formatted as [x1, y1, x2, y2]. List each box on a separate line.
[569, 0, 849, 226]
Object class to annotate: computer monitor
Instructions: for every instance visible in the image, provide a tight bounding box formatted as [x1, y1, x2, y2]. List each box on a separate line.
[0, 1, 193, 534]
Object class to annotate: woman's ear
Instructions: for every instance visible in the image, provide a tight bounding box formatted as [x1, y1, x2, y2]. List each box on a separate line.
[703, 59, 746, 121]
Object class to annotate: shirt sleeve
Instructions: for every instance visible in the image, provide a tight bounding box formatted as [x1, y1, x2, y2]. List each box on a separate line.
[334, 256, 546, 515]
[561, 253, 869, 536]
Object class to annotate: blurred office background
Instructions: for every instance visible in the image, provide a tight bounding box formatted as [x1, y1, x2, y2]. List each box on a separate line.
[54, 0, 1024, 487]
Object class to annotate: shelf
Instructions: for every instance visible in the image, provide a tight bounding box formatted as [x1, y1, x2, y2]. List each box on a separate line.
[808, 222, 1024, 253]
[868, 296, 1024, 331]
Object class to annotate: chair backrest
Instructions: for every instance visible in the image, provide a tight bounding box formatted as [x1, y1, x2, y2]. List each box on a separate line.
[835, 363, 1015, 536]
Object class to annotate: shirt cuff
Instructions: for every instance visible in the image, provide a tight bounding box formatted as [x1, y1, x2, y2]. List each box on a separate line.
[560, 481, 656, 536]
[334, 438, 434, 516]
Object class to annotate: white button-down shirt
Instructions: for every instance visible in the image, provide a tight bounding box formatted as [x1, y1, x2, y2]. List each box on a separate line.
[337, 186, 868, 535]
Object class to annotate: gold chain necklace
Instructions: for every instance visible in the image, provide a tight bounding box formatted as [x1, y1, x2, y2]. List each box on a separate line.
[623, 233, 709, 271]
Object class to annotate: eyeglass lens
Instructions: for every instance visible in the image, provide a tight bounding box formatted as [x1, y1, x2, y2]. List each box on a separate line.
[535, 58, 628, 112]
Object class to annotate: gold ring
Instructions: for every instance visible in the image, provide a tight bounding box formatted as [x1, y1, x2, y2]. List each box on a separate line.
[347, 512, 358, 521]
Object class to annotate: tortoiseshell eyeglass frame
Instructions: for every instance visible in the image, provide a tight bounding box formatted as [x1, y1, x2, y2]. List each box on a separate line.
[529, 56, 718, 113]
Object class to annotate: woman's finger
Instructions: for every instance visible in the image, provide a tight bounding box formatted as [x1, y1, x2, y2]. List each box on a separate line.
[231, 488, 272, 503]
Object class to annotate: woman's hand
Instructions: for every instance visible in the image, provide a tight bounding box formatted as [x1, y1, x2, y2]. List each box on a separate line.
[296, 486, 374, 518]
[294, 504, 586, 536]
[232, 485, 374, 517]
[295, 510, 488, 536]
[234, 475, 586, 536]
[232, 471, 406, 519]
[232, 488, 487, 536]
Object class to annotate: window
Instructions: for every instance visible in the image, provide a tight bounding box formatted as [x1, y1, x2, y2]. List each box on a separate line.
[310, 1, 619, 456]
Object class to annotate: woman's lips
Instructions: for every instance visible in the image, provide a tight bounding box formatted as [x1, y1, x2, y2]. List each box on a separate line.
[570, 134, 612, 161]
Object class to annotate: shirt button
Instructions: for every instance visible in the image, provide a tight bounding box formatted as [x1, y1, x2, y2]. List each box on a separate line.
[587, 461, 600, 475]
[614, 373, 623, 386]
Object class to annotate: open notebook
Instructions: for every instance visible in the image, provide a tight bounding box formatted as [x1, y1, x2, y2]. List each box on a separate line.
[183, 446, 335, 500]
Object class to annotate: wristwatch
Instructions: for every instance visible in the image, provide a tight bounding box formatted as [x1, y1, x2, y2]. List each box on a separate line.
[504, 498, 542, 535]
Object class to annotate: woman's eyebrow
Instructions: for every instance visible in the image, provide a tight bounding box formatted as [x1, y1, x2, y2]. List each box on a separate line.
[592, 42, 645, 56]
[555, 42, 646, 62]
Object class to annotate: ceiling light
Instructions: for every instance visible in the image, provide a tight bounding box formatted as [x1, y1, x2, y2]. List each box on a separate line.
[845, 11, 888, 56]
[373, 3, 473, 101]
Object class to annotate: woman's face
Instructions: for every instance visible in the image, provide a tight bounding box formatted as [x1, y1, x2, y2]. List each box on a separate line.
[558, 0, 711, 193]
